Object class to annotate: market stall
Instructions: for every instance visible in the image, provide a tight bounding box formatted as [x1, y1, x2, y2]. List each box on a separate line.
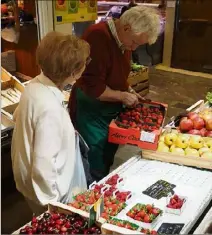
[13, 156, 212, 234]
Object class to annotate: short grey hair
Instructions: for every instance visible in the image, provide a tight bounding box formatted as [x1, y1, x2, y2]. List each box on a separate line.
[120, 6, 161, 45]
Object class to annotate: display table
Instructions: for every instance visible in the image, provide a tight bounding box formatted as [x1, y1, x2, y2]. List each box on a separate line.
[99, 156, 212, 234]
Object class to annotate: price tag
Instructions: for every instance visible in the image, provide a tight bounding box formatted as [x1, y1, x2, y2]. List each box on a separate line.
[140, 131, 156, 143]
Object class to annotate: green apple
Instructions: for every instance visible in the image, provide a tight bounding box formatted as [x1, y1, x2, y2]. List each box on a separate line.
[157, 142, 170, 153]
[170, 145, 185, 155]
[164, 133, 178, 146]
[199, 147, 210, 156]
[201, 151, 212, 159]
[205, 139, 212, 150]
[189, 135, 204, 149]
[175, 134, 190, 149]
[185, 147, 200, 157]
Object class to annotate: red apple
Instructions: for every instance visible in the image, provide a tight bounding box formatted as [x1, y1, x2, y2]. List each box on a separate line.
[188, 112, 199, 121]
[193, 117, 205, 130]
[200, 128, 207, 137]
[206, 131, 212, 137]
[206, 119, 212, 131]
[179, 117, 194, 132]
[188, 129, 201, 135]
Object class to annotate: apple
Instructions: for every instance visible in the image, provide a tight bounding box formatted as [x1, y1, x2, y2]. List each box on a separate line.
[159, 135, 165, 143]
[199, 128, 207, 137]
[188, 129, 201, 135]
[179, 117, 194, 132]
[206, 119, 212, 131]
[205, 139, 212, 150]
[206, 131, 212, 137]
[189, 135, 204, 149]
[157, 142, 169, 153]
[164, 133, 178, 146]
[201, 151, 212, 159]
[185, 147, 200, 157]
[192, 117, 205, 130]
[188, 112, 199, 121]
[175, 134, 189, 149]
[199, 147, 210, 156]
[170, 145, 185, 155]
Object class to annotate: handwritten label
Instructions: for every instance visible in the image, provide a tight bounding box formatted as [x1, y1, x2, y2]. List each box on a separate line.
[140, 131, 156, 143]
[111, 133, 140, 141]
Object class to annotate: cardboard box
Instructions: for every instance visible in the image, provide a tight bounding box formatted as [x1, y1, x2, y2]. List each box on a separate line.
[127, 68, 149, 87]
[108, 101, 168, 151]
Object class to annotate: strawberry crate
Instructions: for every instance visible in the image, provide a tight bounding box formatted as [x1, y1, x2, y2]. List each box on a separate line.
[108, 101, 168, 151]
[165, 194, 187, 216]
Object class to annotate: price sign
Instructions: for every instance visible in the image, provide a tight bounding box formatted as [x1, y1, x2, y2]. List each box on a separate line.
[140, 131, 156, 143]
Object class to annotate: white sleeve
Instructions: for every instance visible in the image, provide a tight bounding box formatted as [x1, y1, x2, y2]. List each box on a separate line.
[31, 110, 63, 206]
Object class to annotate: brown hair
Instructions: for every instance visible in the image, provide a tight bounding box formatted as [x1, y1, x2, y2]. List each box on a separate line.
[36, 31, 90, 83]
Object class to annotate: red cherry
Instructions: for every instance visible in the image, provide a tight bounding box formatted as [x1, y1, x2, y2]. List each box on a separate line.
[56, 219, 64, 225]
[61, 226, 68, 232]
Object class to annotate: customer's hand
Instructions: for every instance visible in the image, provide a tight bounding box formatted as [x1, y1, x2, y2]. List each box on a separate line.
[121, 92, 138, 107]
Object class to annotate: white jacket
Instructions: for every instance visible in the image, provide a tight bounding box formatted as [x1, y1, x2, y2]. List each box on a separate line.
[12, 73, 87, 206]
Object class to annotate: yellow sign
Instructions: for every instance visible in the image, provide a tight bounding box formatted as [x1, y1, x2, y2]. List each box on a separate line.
[54, 0, 97, 24]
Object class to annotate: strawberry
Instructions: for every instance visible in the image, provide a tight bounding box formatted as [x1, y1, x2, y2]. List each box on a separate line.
[146, 204, 153, 213]
[151, 230, 158, 235]
[134, 216, 142, 221]
[173, 195, 179, 201]
[143, 214, 151, 223]
[151, 208, 160, 216]
[170, 198, 177, 205]
[137, 210, 146, 218]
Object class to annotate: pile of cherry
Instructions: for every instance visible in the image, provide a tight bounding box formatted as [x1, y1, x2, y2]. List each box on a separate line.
[19, 212, 101, 234]
[115, 104, 164, 132]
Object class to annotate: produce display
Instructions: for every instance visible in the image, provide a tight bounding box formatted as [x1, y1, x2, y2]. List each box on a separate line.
[115, 104, 164, 132]
[126, 203, 162, 223]
[179, 110, 212, 136]
[166, 195, 185, 209]
[105, 174, 123, 185]
[1, 88, 22, 108]
[19, 212, 101, 235]
[157, 130, 212, 158]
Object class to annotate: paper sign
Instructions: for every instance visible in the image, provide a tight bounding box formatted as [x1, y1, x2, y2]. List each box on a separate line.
[143, 180, 176, 200]
[158, 223, 185, 234]
[140, 131, 156, 143]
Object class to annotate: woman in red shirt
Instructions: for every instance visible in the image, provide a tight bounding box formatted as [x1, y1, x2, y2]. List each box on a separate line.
[69, 6, 160, 181]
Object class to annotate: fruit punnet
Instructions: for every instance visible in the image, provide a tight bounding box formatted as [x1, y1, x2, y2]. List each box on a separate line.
[19, 212, 101, 234]
[105, 174, 123, 185]
[167, 194, 185, 209]
[108, 218, 139, 231]
[115, 104, 164, 132]
[126, 204, 162, 223]
[141, 228, 158, 235]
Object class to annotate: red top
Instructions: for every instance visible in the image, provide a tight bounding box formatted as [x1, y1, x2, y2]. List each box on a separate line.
[75, 21, 131, 98]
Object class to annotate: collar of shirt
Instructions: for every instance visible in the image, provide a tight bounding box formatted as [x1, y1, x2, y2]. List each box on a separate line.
[37, 72, 65, 106]
[107, 18, 125, 53]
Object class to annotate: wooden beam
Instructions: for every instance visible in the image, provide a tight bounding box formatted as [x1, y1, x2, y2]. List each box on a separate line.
[162, 0, 176, 67]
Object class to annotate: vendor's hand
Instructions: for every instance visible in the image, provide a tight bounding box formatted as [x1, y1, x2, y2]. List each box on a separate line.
[121, 92, 138, 107]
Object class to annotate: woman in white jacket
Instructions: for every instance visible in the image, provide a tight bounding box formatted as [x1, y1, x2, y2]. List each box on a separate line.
[11, 31, 90, 215]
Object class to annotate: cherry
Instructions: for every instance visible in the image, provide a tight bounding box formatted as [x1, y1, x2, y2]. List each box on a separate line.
[43, 212, 51, 219]
[65, 221, 71, 228]
[47, 226, 54, 233]
[31, 216, 37, 224]
[50, 219, 56, 226]
[56, 224, 61, 230]
[37, 224, 43, 232]
[56, 219, 64, 225]
[52, 213, 60, 220]
[61, 226, 68, 232]
[52, 228, 60, 234]
[32, 227, 37, 234]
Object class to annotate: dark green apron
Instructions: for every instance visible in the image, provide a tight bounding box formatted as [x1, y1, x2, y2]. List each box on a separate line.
[75, 87, 123, 181]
